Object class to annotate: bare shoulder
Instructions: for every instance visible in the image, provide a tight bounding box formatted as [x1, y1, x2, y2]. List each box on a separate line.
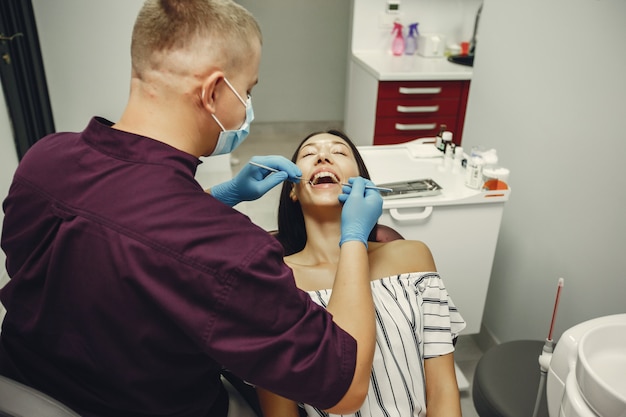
[368, 240, 437, 278]
[369, 239, 433, 259]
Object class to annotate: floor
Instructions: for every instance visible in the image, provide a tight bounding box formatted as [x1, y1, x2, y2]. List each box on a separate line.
[224, 121, 484, 417]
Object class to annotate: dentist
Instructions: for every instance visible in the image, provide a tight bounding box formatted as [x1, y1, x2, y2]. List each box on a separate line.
[0, 1, 381, 416]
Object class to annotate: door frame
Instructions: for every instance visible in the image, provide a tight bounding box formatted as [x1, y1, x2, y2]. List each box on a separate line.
[0, 0, 54, 160]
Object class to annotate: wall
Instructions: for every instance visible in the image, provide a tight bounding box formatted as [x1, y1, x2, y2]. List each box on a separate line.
[243, 0, 481, 121]
[31, 0, 479, 125]
[32, 0, 143, 131]
[462, 0, 626, 343]
[351, 0, 483, 53]
[237, 0, 351, 122]
[32, 0, 350, 125]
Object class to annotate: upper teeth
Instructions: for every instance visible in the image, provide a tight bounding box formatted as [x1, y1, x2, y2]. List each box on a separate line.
[312, 172, 339, 184]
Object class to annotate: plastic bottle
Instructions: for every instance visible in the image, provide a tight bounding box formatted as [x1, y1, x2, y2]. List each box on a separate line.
[391, 22, 405, 56]
[405, 23, 419, 55]
[435, 124, 447, 152]
[438, 131, 453, 171]
[465, 153, 485, 189]
[452, 146, 464, 174]
[444, 142, 455, 171]
[441, 131, 453, 154]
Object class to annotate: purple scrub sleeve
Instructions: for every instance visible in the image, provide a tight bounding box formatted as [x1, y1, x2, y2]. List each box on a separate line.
[0, 117, 357, 417]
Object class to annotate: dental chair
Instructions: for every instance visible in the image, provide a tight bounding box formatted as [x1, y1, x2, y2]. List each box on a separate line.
[0, 371, 261, 417]
[472, 340, 549, 417]
[0, 375, 80, 417]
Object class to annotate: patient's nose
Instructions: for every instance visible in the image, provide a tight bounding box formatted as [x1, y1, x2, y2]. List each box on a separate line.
[316, 148, 333, 164]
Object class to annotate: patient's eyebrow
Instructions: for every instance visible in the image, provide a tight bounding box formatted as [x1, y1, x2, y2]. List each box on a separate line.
[300, 141, 349, 151]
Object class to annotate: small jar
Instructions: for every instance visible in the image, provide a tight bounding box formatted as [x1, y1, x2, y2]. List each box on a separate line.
[482, 166, 510, 190]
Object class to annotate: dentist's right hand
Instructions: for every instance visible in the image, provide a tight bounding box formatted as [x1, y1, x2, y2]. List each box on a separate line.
[338, 177, 383, 247]
[210, 155, 301, 207]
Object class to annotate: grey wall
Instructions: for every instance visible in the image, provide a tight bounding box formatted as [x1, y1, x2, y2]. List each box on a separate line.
[32, 0, 350, 127]
[462, 0, 626, 343]
[32, 0, 143, 131]
[237, 0, 351, 122]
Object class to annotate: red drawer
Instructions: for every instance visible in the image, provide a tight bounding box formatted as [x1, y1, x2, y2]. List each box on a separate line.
[374, 134, 441, 145]
[374, 115, 457, 136]
[376, 97, 460, 117]
[373, 79, 469, 146]
[377, 80, 464, 100]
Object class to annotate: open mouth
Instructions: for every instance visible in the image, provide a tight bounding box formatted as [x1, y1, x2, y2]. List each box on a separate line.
[310, 171, 340, 186]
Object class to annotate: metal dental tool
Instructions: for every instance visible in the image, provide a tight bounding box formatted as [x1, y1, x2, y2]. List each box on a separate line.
[249, 161, 393, 192]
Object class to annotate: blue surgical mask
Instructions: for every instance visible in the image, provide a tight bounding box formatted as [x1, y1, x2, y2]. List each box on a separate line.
[210, 78, 254, 156]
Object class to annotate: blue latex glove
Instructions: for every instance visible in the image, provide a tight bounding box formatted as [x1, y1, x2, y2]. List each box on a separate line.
[211, 155, 302, 207]
[338, 176, 383, 247]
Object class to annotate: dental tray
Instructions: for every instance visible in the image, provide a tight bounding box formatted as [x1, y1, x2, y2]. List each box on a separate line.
[378, 178, 443, 199]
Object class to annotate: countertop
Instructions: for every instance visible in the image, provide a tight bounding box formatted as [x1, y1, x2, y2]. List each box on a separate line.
[358, 141, 510, 208]
[353, 51, 473, 81]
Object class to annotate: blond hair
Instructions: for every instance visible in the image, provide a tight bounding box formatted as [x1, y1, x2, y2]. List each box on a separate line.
[131, 0, 261, 77]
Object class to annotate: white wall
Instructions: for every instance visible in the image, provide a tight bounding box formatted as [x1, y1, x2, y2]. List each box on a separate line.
[237, 0, 351, 122]
[33, 0, 351, 125]
[462, 0, 626, 343]
[351, 0, 482, 53]
[32, 0, 143, 131]
[31, 0, 479, 125]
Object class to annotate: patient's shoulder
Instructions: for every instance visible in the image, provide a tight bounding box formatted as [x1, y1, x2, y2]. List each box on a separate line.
[368, 239, 437, 277]
[369, 239, 432, 256]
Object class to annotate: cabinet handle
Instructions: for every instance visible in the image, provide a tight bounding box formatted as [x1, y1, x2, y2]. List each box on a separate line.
[397, 105, 439, 113]
[398, 87, 442, 95]
[395, 123, 437, 131]
[389, 206, 433, 221]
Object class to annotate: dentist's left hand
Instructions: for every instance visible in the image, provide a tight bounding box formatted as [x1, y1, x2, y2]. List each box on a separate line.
[209, 155, 302, 207]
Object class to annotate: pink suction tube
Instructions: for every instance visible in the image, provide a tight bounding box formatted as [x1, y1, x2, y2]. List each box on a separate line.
[547, 277, 564, 341]
[532, 277, 565, 417]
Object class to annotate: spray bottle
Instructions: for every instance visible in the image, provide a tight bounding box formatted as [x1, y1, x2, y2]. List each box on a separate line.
[391, 22, 404, 56]
[405, 23, 419, 55]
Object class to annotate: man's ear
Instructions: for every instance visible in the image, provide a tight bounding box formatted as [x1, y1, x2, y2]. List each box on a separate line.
[200, 71, 224, 113]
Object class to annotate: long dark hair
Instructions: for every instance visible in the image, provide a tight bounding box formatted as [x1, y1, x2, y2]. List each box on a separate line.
[275, 130, 378, 255]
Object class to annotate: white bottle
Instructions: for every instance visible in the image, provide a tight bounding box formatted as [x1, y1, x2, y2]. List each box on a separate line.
[435, 125, 448, 153]
[442, 131, 453, 153]
[465, 154, 485, 189]
[438, 131, 454, 171]
[452, 146, 463, 174]
[444, 142, 454, 171]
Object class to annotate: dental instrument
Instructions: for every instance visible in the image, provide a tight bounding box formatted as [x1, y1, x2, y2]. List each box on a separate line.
[249, 161, 393, 192]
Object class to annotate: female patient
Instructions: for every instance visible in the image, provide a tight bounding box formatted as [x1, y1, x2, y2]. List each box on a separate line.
[257, 130, 466, 417]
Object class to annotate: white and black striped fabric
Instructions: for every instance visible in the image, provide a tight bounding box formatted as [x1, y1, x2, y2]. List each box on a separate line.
[301, 272, 466, 417]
